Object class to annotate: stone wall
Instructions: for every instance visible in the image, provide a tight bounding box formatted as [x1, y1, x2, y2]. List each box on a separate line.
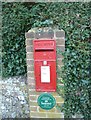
[25, 27, 65, 118]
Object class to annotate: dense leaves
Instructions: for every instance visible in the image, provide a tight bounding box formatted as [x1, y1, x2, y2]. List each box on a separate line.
[2, 2, 91, 118]
[2, 3, 33, 76]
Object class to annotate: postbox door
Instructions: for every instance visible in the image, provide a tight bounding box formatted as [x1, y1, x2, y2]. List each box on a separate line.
[34, 61, 56, 92]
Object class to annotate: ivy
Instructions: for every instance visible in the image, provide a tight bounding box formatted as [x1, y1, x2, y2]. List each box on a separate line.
[2, 3, 33, 77]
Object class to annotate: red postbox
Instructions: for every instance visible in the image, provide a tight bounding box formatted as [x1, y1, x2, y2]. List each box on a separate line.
[33, 39, 56, 92]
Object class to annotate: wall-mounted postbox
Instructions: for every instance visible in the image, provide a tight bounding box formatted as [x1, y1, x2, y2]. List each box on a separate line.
[33, 39, 56, 92]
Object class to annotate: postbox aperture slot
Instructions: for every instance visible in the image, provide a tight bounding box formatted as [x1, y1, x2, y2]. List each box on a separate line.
[34, 48, 54, 51]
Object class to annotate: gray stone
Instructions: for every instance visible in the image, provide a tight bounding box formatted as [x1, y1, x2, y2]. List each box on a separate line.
[1, 76, 30, 119]
[1, 106, 5, 110]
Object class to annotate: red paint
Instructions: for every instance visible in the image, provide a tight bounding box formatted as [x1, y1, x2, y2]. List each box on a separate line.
[33, 40, 56, 92]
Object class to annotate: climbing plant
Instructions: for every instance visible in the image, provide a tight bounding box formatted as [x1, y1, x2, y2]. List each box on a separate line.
[2, 3, 33, 77]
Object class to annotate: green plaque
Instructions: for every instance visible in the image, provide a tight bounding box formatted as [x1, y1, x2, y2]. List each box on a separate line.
[37, 93, 56, 110]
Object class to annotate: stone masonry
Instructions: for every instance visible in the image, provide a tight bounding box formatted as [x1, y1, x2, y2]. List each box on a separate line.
[25, 27, 65, 118]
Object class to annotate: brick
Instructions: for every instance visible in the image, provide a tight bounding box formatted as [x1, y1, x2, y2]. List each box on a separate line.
[27, 72, 34, 78]
[25, 32, 34, 38]
[27, 77, 35, 81]
[48, 29, 54, 37]
[56, 102, 60, 107]
[35, 31, 54, 39]
[57, 78, 63, 82]
[29, 101, 38, 106]
[28, 88, 35, 92]
[26, 46, 33, 52]
[41, 32, 48, 38]
[27, 78, 34, 84]
[43, 32, 49, 38]
[35, 32, 42, 39]
[25, 39, 33, 46]
[47, 113, 63, 118]
[55, 107, 63, 113]
[55, 110, 64, 117]
[28, 84, 35, 90]
[28, 81, 35, 86]
[29, 91, 43, 96]
[55, 97, 64, 103]
[57, 64, 63, 69]
[27, 71, 34, 74]
[57, 59, 63, 66]
[27, 66, 34, 72]
[30, 95, 37, 101]
[26, 52, 33, 59]
[57, 54, 64, 59]
[27, 78, 35, 85]
[30, 112, 46, 118]
[57, 74, 61, 79]
[38, 107, 47, 113]
[49, 92, 59, 97]
[27, 62, 34, 66]
[56, 38, 65, 45]
[27, 77, 35, 84]
[26, 60, 34, 65]
[30, 106, 38, 112]
[38, 107, 56, 113]
[57, 45, 65, 52]
[56, 30, 65, 38]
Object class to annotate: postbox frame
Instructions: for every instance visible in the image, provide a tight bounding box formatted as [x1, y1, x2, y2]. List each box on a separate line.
[33, 39, 56, 92]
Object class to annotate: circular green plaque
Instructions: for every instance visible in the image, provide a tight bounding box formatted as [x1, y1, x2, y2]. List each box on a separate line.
[37, 93, 56, 110]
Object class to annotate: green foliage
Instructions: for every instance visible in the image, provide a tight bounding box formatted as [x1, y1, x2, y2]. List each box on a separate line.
[62, 41, 90, 118]
[2, 2, 91, 118]
[2, 3, 33, 77]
